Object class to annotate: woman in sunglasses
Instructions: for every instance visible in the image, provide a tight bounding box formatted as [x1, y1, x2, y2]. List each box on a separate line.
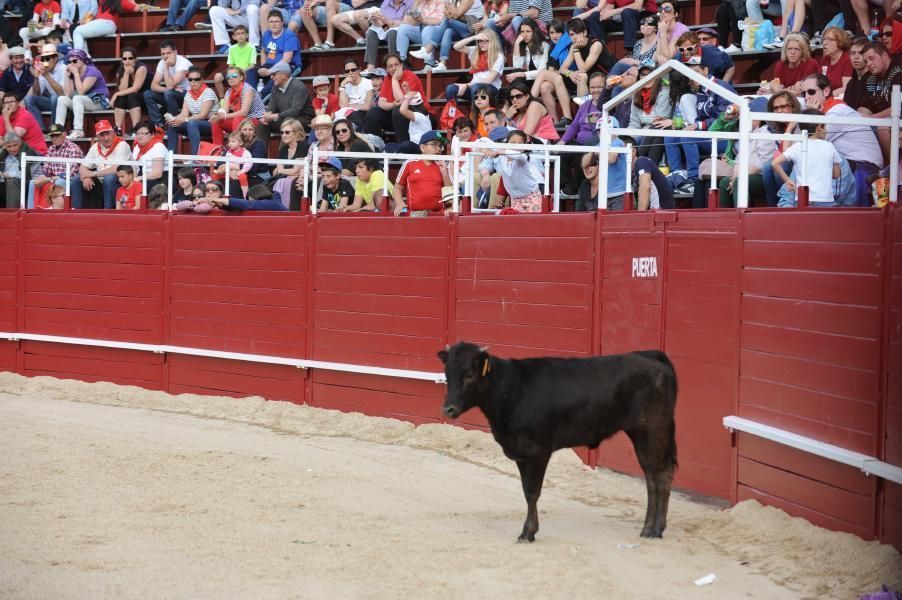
[470, 86, 499, 138]
[332, 117, 374, 176]
[336, 58, 373, 130]
[504, 78, 559, 142]
[209, 66, 265, 146]
[54, 49, 110, 139]
[109, 47, 149, 137]
[653, 0, 689, 66]
[609, 15, 658, 75]
[271, 118, 308, 210]
[165, 66, 217, 154]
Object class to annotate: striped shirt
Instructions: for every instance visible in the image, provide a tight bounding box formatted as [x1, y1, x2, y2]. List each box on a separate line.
[184, 86, 218, 116]
[226, 83, 266, 119]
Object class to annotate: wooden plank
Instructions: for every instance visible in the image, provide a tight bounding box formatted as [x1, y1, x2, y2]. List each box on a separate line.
[666, 303, 738, 338]
[456, 279, 593, 306]
[454, 321, 591, 354]
[663, 330, 738, 365]
[310, 368, 442, 398]
[743, 211, 884, 243]
[315, 236, 447, 257]
[171, 283, 304, 308]
[743, 240, 882, 274]
[737, 485, 873, 540]
[742, 268, 881, 306]
[315, 310, 443, 338]
[170, 265, 305, 289]
[600, 325, 660, 353]
[316, 254, 446, 277]
[171, 317, 306, 346]
[457, 236, 593, 261]
[172, 232, 307, 253]
[22, 352, 161, 383]
[457, 213, 595, 237]
[24, 276, 163, 299]
[24, 244, 163, 265]
[737, 403, 876, 455]
[23, 212, 165, 231]
[172, 249, 306, 271]
[316, 216, 447, 237]
[314, 328, 443, 357]
[742, 295, 880, 339]
[23, 228, 163, 247]
[741, 322, 879, 371]
[24, 307, 162, 333]
[455, 258, 594, 284]
[315, 291, 443, 318]
[171, 214, 308, 235]
[168, 365, 303, 400]
[172, 300, 305, 326]
[167, 353, 309, 381]
[166, 333, 306, 359]
[455, 300, 590, 329]
[314, 272, 446, 297]
[22, 260, 162, 282]
[311, 346, 441, 372]
[309, 383, 445, 425]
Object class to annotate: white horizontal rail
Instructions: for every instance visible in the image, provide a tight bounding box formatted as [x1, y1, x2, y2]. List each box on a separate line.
[0, 331, 446, 384]
[21, 155, 151, 209]
[723, 416, 902, 485]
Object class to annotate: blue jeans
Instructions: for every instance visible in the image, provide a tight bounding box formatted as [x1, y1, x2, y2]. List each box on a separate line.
[665, 137, 726, 179]
[143, 89, 185, 127]
[429, 18, 468, 60]
[446, 82, 493, 101]
[70, 173, 121, 209]
[396, 24, 440, 60]
[486, 15, 523, 39]
[585, 8, 641, 49]
[72, 18, 117, 50]
[762, 159, 791, 207]
[166, 0, 202, 27]
[166, 119, 212, 154]
[23, 94, 58, 132]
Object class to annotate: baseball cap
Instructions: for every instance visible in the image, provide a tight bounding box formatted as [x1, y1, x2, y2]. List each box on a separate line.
[408, 92, 423, 106]
[312, 75, 330, 87]
[269, 62, 291, 75]
[367, 68, 387, 78]
[318, 156, 342, 172]
[594, 115, 620, 132]
[47, 124, 66, 137]
[8, 47, 25, 57]
[40, 44, 58, 57]
[697, 26, 719, 37]
[686, 54, 704, 66]
[94, 119, 114, 135]
[419, 130, 446, 145]
[488, 126, 510, 143]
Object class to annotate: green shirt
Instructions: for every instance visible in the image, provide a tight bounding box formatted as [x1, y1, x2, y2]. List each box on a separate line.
[228, 43, 256, 71]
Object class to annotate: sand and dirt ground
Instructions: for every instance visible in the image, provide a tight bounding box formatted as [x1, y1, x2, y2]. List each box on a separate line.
[0, 373, 899, 599]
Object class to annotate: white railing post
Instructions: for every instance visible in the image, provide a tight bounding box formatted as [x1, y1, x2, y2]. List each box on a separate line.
[224, 158, 231, 197]
[451, 136, 461, 214]
[19, 152, 26, 209]
[553, 154, 561, 212]
[310, 147, 319, 214]
[598, 112, 610, 210]
[890, 85, 900, 204]
[737, 104, 750, 209]
[710, 138, 718, 189]
[166, 151, 174, 210]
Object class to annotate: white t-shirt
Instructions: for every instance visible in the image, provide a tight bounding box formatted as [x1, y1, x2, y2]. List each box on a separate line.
[825, 102, 884, 168]
[468, 48, 506, 88]
[782, 139, 842, 204]
[409, 112, 431, 144]
[155, 55, 193, 93]
[343, 77, 373, 107]
[83, 139, 132, 170]
[132, 142, 168, 177]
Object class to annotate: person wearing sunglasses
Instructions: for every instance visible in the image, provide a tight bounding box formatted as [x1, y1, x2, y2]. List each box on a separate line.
[672, 31, 734, 82]
[24, 44, 66, 134]
[505, 78, 559, 142]
[54, 48, 109, 140]
[336, 58, 373, 129]
[332, 117, 374, 175]
[165, 66, 217, 154]
[210, 66, 265, 146]
[269, 118, 308, 210]
[108, 46, 149, 136]
[653, 0, 689, 65]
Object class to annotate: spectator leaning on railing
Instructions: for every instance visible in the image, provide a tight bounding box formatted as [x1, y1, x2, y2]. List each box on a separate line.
[74, 118, 131, 208]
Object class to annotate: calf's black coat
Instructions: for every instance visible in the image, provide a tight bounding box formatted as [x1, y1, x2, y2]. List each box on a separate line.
[438, 341, 678, 542]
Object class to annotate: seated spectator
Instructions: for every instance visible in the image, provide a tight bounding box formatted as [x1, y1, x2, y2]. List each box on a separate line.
[166, 66, 217, 154]
[768, 33, 819, 94]
[19, 0, 60, 59]
[309, 113, 336, 153]
[300, 0, 353, 51]
[575, 151, 600, 210]
[317, 157, 355, 211]
[860, 41, 902, 161]
[528, 20, 575, 124]
[474, 110, 508, 207]
[312, 75, 340, 117]
[0, 132, 40, 208]
[695, 27, 736, 78]
[25, 44, 67, 134]
[470, 85, 501, 137]
[210, 183, 288, 211]
[210, 67, 265, 146]
[237, 118, 270, 186]
[72, 0, 150, 51]
[249, 10, 301, 96]
[330, 0, 382, 47]
[411, 0, 485, 71]
[213, 130, 253, 198]
[74, 119, 131, 208]
[259, 62, 314, 139]
[507, 19, 550, 84]
[54, 49, 109, 140]
[674, 31, 734, 82]
[175, 180, 220, 213]
[209, 0, 261, 54]
[44, 183, 66, 209]
[714, 0, 744, 53]
[760, 90, 802, 206]
[607, 13, 657, 75]
[27, 123, 81, 208]
[576, 0, 655, 53]
[604, 117, 627, 208]
[597, 64, 638, 133]
[225, 24, 257, 75]
[147, 183, 167, 210]
[0, 47, 33, 102]
[109, 47, 150, 136]
[173, 167, 198, 203]
[558, 71, 604, 194]
[364, 54, 427, 143]
[395, 0, 444, 66]
[772, 109, 842, 207]
[486, 0, 552, 40]
[270, 117, 308, 209]
[131, 120, 166, 190]
[333, 116, 374, 173]
[446, 32, 505, 100]
[58, 0, 92, 46]
[392, 130, 451, 216]
[629, 64, 671, 164]
[161, 0, 203, 31]
[487, 128, 544, 212]
[713, 101, 776, 208]
[843, 36, 870, 111]
[762, 0, 805, 49]
[261, 0, 306, 35]
[144, 41, 191, 130]
[625, 137, 674, 210]
[345, 158, 391, 211]
[505, 79, 559, 142]
[653, 0, 690, 65]
[336, 58, 373, 129]
[115, 164, 143, 210]
[563, 18, 613, 100]
[801, 72, 884, 205]
[362, 0, 413, 75]
[0, 94, 48, 155]
[819, 26, 852, 95]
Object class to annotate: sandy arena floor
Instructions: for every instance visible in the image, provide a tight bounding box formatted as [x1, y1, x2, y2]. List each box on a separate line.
[0, 373, 899, 600]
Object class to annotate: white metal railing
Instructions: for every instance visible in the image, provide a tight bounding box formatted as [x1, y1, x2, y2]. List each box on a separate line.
[20, 155, 150, 209]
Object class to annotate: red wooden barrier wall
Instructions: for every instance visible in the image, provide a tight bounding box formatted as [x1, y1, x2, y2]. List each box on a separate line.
[0, 208, 897, 548]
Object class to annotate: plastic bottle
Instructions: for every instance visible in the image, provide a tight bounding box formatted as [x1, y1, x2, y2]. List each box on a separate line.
[673, 106, 683, 130]
[870, 9, 881, 40]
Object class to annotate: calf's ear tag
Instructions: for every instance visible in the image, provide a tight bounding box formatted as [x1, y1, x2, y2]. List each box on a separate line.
[482, 358, 490, 377]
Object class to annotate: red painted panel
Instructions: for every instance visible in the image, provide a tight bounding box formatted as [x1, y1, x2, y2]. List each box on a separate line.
[457, 279, 594, 307]
[457, 237, 594, 261]
[743, 210, 885, 243]
[315, 272, 446, 297]
[315, 309, 444, 338]
[455, 258, 594, 284]
[167, 354, 305, 403]
[737, 456, 874, 530]
[737, 485, 873, 540]
[743, 240, 883, 274]
[741, 322, 879, 372]
[313, 347, 442, 372]
[317, 255, 446, 277]
[738, 403, 875, 455]
[20, 340, 162, 389]
[0, 211, 17, 334]
[458, 213, 595, 237]
[309, 382, 444, 425]
[882, 482, 902, 550]
[455, 301, 590, 329]
[742, 295, 880, 339]
[742, 269, 882, 306]
[311, 368, 443, 398]
[455, 320, 591, 354]
[0, 339, 17, 372]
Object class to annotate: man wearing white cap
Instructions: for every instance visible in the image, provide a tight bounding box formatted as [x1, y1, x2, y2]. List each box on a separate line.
[0, 47, 34, 103]
[24, 44, 66, 132]
[258, 61, 314, 139]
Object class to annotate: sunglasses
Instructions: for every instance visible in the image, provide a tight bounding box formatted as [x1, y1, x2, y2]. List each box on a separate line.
[122, 56, 135, 60]
[335, 128, 350, 134]
[135, 130, 151, 136]
[509, 92, 526, 100]
[192, 192, 204, 198]
[280, 129, 293, 134]
[772, 103, 792, 111]
[475, 94, 489, 100]
[802, 88, 820, 96]
[345, 67, 358, 73]
[659, 5, 673, 11]
[188, 77, 202, 82]
[69, 59, 80, 64]
[880, 31, 893, 38]
[641, 19, 656, 25]
[205, 187, 219, 192]
[40, 56, 55, 62]
[678, 46, 695, 53]
[226, 74, 240, 79]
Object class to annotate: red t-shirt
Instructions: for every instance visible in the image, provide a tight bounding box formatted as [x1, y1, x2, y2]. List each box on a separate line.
[116, 180, 142, 210]
[774, 58, 820, 88]
[396, 159, 443, 212]
[312, 93, 339, 116]
[32, 0, 61, 25]
[379, 70, 429, 112]
[0, 109, 48, 155]
[613, 0, 656, 14]
[96, 0, 137, 27]
[819, 51, 852, 91]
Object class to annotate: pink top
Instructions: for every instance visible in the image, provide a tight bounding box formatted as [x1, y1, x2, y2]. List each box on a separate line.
[516, 111, 560, 142]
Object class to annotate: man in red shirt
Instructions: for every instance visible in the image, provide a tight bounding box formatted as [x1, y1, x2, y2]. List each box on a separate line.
[364, 53, 427, 144]
[0, 95, 47, 155]
[392, 130, 451, 216]
[115, 165, 143, 210]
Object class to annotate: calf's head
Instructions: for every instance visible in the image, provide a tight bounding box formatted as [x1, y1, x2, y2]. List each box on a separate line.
[437, 342, 491, 419]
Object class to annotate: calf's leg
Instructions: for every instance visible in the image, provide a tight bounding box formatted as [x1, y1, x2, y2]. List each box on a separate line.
[627, 428, 660, 537]
[515, 454, 550, 543]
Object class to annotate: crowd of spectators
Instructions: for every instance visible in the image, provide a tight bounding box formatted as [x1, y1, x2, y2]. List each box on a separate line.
[0, 0, 896, 212]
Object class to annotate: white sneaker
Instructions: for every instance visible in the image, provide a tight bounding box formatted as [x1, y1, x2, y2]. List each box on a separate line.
[410, 48, 433, 60]
[194, 22, 212, 29]
[763, 36, 782, 49]
[67, 129, 84, 139]
[572, 94, 591, 106]
[724, 43, 741, 54]
[431, 61, 446, 71]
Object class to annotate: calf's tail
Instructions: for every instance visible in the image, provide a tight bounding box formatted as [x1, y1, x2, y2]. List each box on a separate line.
[636, 350, 678, 469]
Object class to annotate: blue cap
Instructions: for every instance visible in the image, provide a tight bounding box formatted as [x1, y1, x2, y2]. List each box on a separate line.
[488, 126, 510, 143]
[419, 130, 446, 145]
[318, 156, 342, 172]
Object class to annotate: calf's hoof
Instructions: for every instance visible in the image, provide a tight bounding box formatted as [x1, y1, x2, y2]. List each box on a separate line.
[516, 533, 536, 543]
[639, 526, 664, 539]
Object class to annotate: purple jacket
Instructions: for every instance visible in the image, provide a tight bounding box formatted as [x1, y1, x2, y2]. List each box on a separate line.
[560, 97, 602, 145]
